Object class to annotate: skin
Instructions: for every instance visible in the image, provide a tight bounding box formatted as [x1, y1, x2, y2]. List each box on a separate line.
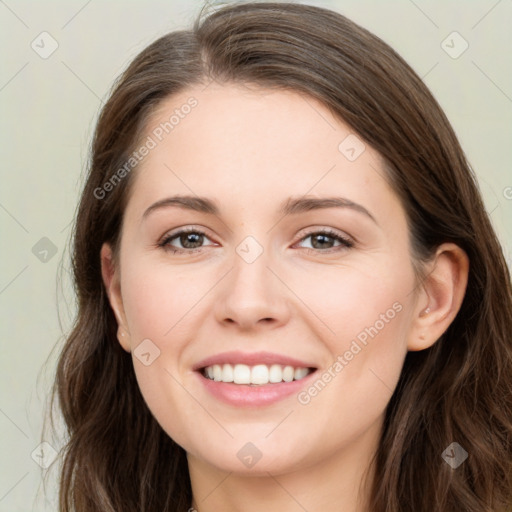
[101, 82, 469, 511]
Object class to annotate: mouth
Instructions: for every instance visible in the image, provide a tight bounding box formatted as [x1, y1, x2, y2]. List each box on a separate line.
[200, 363, 315, 385]
[193, 351, 318, 406]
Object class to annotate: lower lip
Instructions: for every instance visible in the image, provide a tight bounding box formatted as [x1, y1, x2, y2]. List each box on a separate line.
[196, 370, 317, 407]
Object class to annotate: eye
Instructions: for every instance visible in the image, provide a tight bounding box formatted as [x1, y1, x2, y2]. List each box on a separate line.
[295, 228, 354, 253]
[158, 228, 215, 254]
[158, 227, 354, 255]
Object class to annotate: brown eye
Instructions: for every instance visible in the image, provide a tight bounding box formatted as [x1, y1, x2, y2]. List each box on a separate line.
[309, 233, 336, 249]
[176, 232, 204, 249]
[159, 228, 214, 254]
[296, 229, 354, 252]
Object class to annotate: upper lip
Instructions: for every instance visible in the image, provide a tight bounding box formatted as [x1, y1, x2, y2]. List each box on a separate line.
[193, 351, 317, 371]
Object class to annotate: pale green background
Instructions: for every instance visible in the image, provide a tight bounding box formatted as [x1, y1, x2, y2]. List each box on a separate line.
[0, 0, 511, 510]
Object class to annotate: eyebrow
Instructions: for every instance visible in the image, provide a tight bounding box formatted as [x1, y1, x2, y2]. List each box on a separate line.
[141, 194, 377, 224]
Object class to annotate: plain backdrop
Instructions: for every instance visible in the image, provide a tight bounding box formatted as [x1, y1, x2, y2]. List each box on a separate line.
[0, 0, 511, 510]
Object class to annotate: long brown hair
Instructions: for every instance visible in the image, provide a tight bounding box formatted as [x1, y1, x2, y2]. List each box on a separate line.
[47, 2, 512, 510]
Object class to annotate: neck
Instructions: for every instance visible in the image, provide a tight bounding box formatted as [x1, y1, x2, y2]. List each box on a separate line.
[187, 417, 382, 512]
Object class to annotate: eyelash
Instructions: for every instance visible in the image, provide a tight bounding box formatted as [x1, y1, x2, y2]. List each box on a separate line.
[157, 227, 354, 255]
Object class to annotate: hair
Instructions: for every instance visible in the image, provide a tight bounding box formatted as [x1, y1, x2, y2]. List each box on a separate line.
[47, 1, 512, 510]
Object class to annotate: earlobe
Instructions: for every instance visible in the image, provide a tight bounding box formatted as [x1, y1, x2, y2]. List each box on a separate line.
[407, 243, 469, 352]
[100, 242, 131, 353]
[117, 326, 130, 352]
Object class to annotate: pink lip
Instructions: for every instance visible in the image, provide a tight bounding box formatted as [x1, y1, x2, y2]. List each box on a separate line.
[192, 351, 318, 408]
[192, 350, 317, 371]
[195, 369, 318, 407]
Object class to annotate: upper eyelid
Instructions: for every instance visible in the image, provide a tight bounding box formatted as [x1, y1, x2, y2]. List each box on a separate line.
[296, 226, 352, 241]
[160, 226, 350, 239]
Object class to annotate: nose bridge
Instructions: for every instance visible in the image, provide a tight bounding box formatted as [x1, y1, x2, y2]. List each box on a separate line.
[231, 233, 276, 303]
[215, 232, 290, 328]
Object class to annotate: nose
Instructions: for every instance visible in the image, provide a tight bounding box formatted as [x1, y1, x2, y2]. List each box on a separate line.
[214, 244, 292, 332]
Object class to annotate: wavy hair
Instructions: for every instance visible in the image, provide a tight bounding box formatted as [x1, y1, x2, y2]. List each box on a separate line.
[47, 2, 512, 510]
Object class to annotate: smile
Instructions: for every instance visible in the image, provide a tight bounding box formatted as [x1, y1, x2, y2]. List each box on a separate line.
[193, 351, 319, 407]
[202, 363, 313, 385]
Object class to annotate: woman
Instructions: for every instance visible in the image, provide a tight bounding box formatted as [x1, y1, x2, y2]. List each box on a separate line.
[49, 2, 512, 510]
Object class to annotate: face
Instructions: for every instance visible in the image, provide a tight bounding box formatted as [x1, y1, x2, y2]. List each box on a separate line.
[103, 81, 423, 476]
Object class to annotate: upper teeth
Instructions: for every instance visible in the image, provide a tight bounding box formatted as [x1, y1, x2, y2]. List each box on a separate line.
[203, 364, 311, 385]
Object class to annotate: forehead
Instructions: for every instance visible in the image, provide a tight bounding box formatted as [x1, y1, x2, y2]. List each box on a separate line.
[144, 82, 338, 163]
[124, 82, 401, 223]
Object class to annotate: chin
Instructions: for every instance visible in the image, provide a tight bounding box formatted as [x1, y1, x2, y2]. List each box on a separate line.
[185, 435, 317, 476]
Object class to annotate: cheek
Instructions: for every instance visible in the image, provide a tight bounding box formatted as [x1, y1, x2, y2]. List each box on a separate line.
[292, 256, 413, 347]
[292, 305, 410, 462]
[296, 260, 413, 409]
[119, 261, 205, 445]
[121, 260, 206, 342]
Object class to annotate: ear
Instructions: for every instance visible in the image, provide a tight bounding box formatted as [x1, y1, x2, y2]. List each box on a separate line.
[407, 243, 469, 351]
[100, 242, 131, 352]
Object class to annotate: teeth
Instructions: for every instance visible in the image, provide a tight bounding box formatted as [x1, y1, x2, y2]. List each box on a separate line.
[269, 364, 282, 383]
[233, 364, 251, 384]
[251, 364, 268, 385]
[282, 365, 294, 382]
[202, 363, 312, 385]
[213, 364, 222, 381]
[294, 367, 309, 380]
[222, 363, 234, 382]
